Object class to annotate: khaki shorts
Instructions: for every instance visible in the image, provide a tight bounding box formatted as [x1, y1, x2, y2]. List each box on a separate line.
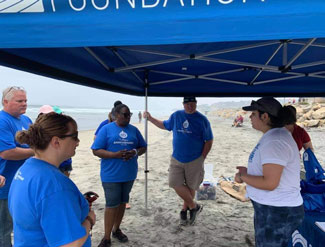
[168, 156, 205, 190]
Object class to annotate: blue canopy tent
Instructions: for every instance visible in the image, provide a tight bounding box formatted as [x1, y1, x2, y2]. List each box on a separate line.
[0, 0, 325, 208]
[0, 0, 324, 97]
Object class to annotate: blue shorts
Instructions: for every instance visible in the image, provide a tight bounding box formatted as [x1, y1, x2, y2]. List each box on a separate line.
[102, 180, 134, 208]
[252, 200, 304, 247]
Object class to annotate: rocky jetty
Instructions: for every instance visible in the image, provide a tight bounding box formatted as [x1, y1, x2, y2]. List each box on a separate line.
[209, 100, 325, 128]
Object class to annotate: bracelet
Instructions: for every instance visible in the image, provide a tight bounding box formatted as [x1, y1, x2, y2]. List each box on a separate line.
[132, 148, 138, 156]
[85, 216, 94, 229]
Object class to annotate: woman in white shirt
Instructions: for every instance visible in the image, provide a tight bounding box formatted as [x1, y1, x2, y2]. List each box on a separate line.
[235, 97, 304, 247]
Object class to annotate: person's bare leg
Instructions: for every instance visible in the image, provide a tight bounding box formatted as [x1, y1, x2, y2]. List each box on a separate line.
[174, 185, 196, 209]
[112, 203, 126, 232]
[181, 187, 196, 210]
[104, 207, 118, 240]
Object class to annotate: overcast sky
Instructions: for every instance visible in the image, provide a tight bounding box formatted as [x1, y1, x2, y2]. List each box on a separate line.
[0, 66, 257, 111]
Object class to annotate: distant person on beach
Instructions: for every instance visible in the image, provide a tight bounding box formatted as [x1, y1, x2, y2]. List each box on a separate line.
[138, 111, 142, 123]
[284, 105, 314, 152]
[143, 96, 213, 226]
[38, 105, 74, 177]
[0, 176, 5, 188]
[9, 113, 96, 247]
[235, 97, 304, 247]
[232, 114, 244, 127]
[92, 104, 147, 247]
[0, 86, 34, 247]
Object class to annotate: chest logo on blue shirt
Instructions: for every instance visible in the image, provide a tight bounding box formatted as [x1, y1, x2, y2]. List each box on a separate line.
[14, 170, 24, 181]
[119, 131, 127, 139]
[183, 120, 189, 129]
[177, 119, 192, 134]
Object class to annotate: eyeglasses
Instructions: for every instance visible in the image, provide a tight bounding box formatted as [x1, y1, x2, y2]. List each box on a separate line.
[2, 86, 25, 103]
[59, 131, 79, 141]
[3, 86, 25, 98]
[121, 112, 133, 118]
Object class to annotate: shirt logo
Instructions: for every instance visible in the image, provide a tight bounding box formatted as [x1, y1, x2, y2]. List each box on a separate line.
[248, 143, 260, 162]
[0, 0, 44, 13]
[183, 120, 189, 129]
[14, 170, 24, 181]
[291, 230, 309, 247]
[119, 130, 127, 139]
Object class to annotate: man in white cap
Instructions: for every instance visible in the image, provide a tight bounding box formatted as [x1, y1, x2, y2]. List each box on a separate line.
[0, 86, 34, 247]
[144, 97, 213, 226]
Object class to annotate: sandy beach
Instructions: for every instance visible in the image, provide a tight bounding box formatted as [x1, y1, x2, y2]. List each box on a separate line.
[71, 115, 325, 247]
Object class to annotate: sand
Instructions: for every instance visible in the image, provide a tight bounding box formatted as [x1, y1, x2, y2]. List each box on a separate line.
[70, 115, 325, 247]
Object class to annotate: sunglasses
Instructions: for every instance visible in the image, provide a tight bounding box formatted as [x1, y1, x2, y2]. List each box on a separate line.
[120, 112, 133, 118]
[59, 131, 79, 141]
[2, 86, 25, 100]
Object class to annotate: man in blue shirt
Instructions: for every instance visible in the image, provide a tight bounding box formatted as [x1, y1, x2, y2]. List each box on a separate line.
[144, 97, 213, 226]
[0, 86, 34, 247]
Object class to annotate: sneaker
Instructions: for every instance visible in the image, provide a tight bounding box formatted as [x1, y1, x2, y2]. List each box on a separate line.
[98, 238, 111, 247]
[112, 228, 128, 243]
[189, 204, 203, 225]
[180, 210, 187, 226]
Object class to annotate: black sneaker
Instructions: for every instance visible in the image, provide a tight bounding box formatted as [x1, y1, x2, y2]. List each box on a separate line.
[180, 210, 187, 226]
[98, 238, 111, 247]
[112, 228, 128, 243]
[189, 204, 203, 225]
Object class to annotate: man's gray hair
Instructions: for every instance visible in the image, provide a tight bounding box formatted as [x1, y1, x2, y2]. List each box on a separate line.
[2, 86, 26, 106]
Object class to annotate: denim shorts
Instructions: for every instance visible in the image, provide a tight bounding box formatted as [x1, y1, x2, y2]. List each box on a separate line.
[102, 180, 134, 208]
[252, 200, 304, 247]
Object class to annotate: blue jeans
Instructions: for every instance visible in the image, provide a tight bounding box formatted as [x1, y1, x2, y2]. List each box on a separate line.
[102, 181, 134, 208]
[0, 199, 12, 247]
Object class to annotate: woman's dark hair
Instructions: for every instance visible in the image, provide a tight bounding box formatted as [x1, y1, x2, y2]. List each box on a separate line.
[282, 105, 297, 125]
[258, 105, 297, 128]
[114, 104, 130, 115]
[110, 101, 123, 120]
[114, 100, 122, 108]
[16, 112, 77, 150]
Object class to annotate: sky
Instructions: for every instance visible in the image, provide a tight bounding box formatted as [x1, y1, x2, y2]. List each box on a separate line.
[0, 65, 258, 111]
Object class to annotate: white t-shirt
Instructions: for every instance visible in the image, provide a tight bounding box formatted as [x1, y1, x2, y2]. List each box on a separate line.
[246, 127, 303, 207]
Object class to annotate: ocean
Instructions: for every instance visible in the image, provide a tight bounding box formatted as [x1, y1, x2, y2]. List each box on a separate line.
[25, 105, 173, 131]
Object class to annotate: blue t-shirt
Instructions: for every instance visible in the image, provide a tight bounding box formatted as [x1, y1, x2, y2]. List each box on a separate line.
[91, 122, 147, 182]
[163, 110, 213, 163]
[59, 158, 72, 169]
[8, 158, 90, 247]
[0, 110, 32, 199]
[94, 119, 109, 136]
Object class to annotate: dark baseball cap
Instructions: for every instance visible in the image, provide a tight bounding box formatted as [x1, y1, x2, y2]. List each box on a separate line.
[242, 97, 282, 117]
[183, 96, 197, 103]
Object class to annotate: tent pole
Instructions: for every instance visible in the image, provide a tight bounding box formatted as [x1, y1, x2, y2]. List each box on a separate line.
[144, 78, 149, 211]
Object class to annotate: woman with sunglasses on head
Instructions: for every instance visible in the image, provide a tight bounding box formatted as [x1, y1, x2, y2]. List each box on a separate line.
[8, 112, 96, 247]
[92, 104, 147, 247]
[235, 97, 304, 247]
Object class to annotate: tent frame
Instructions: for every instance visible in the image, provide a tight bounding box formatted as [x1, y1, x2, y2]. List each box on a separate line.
[84, 38, 324, 90]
